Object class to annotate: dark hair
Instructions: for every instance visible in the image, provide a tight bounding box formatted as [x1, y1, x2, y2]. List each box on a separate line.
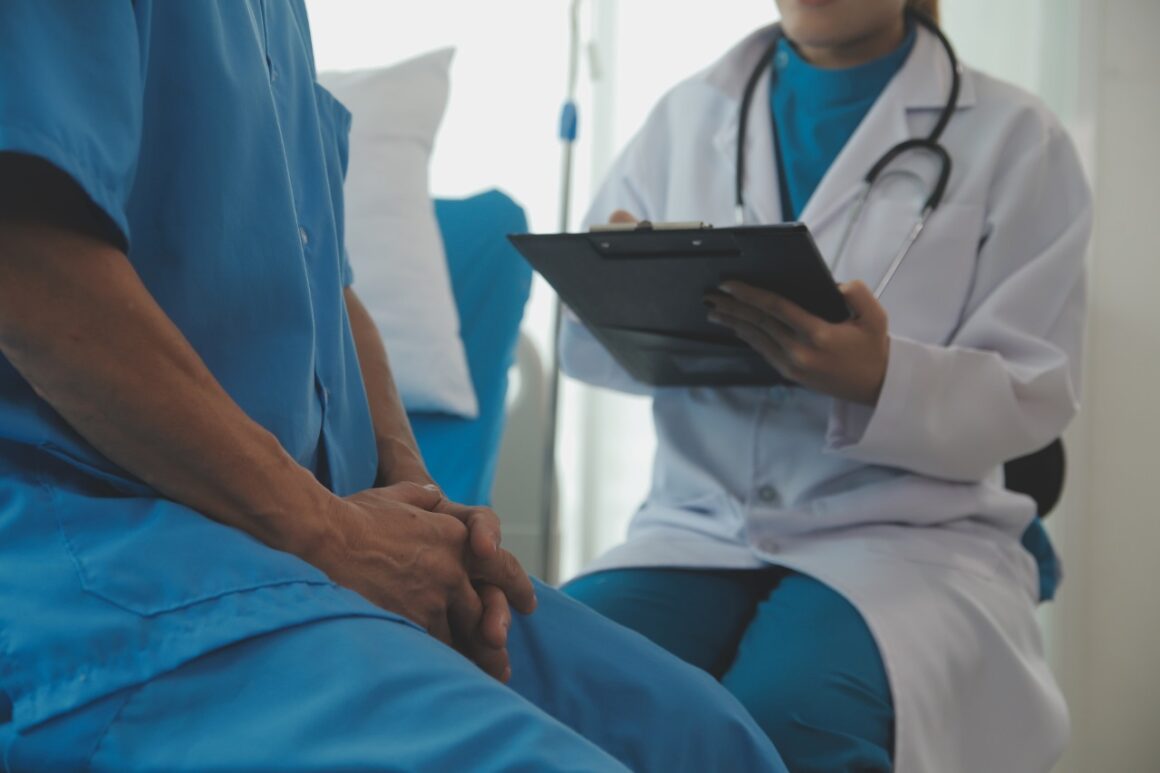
[907, 0, 940, 24]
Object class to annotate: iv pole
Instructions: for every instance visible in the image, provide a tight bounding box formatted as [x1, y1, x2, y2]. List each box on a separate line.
[539, 0, 584, 583]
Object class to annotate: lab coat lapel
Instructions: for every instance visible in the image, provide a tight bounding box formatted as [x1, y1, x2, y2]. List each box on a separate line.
[713, 60, 785, 225]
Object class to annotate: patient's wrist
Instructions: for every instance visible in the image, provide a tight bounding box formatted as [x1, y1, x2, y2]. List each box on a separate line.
[375, 437, 433, 488]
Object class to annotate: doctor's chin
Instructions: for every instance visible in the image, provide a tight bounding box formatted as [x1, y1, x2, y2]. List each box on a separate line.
[0, 1, 1155, 772]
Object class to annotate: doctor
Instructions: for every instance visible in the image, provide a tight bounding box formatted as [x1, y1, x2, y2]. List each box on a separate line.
[561, 1, 1090, 771]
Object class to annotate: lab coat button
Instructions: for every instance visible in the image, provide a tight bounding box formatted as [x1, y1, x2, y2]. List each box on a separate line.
[758, 485, 779, 503]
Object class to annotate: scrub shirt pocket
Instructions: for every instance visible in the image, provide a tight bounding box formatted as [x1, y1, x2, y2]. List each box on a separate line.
[43, 446, 333, 617]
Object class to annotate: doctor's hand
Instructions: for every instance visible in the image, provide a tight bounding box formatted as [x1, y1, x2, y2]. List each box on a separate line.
[705, 280, 890, 405]
[304, 482, 536, 681]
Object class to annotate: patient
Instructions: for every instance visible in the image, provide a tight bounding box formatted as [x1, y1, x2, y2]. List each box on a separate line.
[0, 3, 783, 770]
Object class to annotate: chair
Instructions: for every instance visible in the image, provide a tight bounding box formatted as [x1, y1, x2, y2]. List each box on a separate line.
[1004, 438, 1066, 602]
[1004, 438, 1066, 518]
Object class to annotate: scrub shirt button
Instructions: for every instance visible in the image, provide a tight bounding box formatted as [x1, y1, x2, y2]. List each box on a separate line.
[758, 485, 779, 504]
[299, 226, 309, 246]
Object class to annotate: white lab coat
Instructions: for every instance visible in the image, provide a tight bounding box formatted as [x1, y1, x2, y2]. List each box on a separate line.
[561, 25, 1090, 773]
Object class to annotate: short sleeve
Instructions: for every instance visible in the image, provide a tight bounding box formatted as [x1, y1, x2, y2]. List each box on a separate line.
[340, 246, 356, 287]
[0, 2, 143, 246]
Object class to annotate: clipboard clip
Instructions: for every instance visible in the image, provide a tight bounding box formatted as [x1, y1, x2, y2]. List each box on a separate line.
[589, 220, 713, 233]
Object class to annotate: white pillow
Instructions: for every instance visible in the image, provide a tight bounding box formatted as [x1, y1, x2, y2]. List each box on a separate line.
[319, 48, 478, 419]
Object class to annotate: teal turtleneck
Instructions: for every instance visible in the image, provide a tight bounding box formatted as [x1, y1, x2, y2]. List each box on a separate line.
[769, 21, 916, 220]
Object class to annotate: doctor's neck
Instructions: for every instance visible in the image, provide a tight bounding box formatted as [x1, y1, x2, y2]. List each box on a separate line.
[784, 14, 908, 70]
[774, 0, 909, 70]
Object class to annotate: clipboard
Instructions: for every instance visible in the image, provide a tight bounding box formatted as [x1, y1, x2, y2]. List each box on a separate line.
[507, 222, 850, 387]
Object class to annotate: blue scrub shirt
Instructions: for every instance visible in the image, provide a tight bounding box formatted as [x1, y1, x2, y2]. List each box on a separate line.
[0, 1, 402, 729]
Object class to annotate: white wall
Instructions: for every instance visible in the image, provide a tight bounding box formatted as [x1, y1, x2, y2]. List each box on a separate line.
[953, 2, 1160, 769]
[1055, 0, 1160, 769]
[305, 0, 577, 398]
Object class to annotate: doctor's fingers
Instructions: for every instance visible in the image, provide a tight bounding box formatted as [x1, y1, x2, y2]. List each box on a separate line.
[716, 281, 827, 341]
[839, 281, 889, 332]
[709, 311, 803, 382]
[608, 209, 639, 224]
[707, 294, 802, 354]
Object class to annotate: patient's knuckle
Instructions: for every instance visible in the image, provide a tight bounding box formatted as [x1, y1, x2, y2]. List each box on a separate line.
[396, 481, 423, 497]
[472, 507, 501, 530]
[439, 516, 469, 544]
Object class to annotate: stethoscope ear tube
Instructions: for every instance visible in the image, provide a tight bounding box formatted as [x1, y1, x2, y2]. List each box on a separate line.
[734, 8, 961, 291]
[865, 138, 953, 213]
[735, 39, 780, 222]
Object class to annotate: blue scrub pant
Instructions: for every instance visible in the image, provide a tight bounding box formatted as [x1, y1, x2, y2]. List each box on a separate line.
[0, 580, 785, 772]
[563, 568, 894, 773]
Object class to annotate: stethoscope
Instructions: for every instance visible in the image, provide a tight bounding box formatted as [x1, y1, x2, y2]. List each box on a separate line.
[735, 9, 961, 297]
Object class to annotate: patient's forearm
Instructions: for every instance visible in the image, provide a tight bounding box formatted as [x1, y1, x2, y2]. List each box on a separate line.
[344, 286, 432, 487]
[0, 220, 334, 553]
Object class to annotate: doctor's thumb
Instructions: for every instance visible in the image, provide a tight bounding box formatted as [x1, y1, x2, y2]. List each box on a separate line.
[608, 209, 638, 224]
[840, 281, 887, 328]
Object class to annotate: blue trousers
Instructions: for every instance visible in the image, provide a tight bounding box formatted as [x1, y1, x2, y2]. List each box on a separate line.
[0, 581, 785, 772]
[563, 568, 894, 773]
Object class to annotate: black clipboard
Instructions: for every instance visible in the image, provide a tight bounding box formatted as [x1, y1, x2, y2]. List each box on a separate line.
[507, 222, 850, 387]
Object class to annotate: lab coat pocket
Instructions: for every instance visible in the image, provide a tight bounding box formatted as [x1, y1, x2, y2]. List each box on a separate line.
[863, 524, 1017, 587]
[838, 198, 985, 345]
[44, 448, 331, 617]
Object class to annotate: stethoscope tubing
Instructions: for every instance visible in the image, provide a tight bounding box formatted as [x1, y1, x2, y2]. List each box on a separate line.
[735, 9, 961, 298]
